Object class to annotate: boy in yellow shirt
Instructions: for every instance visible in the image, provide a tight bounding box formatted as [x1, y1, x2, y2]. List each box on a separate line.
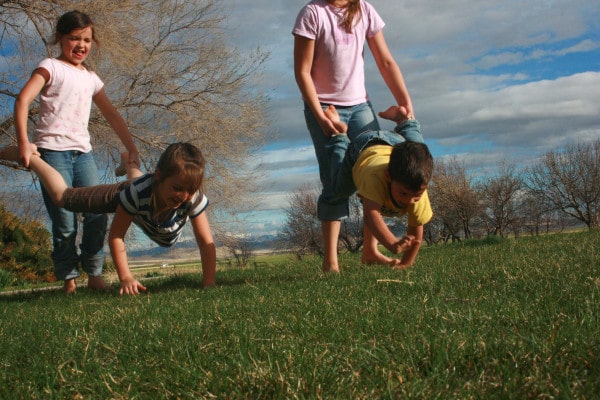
[323, 105, 433, 270]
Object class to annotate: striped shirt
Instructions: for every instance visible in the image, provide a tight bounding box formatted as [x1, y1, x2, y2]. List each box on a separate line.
[118, 174, 209, 247]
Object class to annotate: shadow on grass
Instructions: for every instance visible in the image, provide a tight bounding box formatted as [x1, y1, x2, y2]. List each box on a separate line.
[0, 261, 328, 300]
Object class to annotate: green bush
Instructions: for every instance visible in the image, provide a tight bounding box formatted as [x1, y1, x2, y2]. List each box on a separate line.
[0, 204, 52, 281]
[0, 268, 16, 288]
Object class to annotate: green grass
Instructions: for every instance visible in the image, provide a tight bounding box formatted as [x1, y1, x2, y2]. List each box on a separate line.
[1, 230, 598, 399]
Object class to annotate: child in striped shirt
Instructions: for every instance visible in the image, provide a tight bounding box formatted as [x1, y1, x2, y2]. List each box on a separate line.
[1, 142, 216, 295]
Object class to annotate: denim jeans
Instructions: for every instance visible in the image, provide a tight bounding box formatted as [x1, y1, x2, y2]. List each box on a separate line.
[304, 101, 380, 221]
[39, 149, 108, 280]
[328, 119, 424, 212]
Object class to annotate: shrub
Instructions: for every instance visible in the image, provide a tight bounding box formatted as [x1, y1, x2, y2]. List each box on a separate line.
[0, 204, 53, 283]
[0, 268, 16, 288]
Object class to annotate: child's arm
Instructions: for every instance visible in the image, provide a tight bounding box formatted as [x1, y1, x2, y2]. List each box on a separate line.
[108, 205, 147, 295]
[190, 212, 217, 288]
[92, 89, 140, 167]
[363, 198, 423, 266]
[14, 68, 48, 167]
[293, 36, 341, 136]
[393, 225, 424, 270]
[367, 32, 414, 118]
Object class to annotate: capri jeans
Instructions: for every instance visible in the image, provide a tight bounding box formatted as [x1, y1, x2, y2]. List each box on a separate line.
[328, 119, 424, 210]
[304, 101, 380, 221]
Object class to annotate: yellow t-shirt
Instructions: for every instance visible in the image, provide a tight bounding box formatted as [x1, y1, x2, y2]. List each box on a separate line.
[352, 145, 432, 226]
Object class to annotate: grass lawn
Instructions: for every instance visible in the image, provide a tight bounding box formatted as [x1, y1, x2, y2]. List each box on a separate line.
[1, 230, 598, 399]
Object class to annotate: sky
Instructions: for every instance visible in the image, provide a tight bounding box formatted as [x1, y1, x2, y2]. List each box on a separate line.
[217, 0, 600, 237]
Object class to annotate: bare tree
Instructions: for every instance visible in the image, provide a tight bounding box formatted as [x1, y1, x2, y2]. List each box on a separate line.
[429, 157, 480, 241]
[219, 232, 254, 268]
[525, 139, 600, 229]
[477, 162, 523, 237]
[277, 183, 323, 259]
[518, 190, 568, 235]
[278, 183, 366, 258]
[0, 1, 269, 224]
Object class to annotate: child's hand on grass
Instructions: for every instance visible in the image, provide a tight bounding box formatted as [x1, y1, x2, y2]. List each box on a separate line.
[119, 277, 147, 295]
[394, 235, 420, 254]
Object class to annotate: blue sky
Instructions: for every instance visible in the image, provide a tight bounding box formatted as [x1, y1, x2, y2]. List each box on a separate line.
[217, 0, 600, 237]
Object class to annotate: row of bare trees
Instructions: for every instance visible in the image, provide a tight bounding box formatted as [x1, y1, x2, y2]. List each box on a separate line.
[429, 139, 599, 243]
[281, 139, 600, 258]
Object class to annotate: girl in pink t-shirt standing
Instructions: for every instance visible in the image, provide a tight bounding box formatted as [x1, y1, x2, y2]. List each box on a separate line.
[14, 10, 140, 294]
[293, 0, 414, 273]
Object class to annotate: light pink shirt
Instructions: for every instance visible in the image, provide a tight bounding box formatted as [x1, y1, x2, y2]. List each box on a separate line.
[34, 58, 104, 153]
[293, 0, 385, 106]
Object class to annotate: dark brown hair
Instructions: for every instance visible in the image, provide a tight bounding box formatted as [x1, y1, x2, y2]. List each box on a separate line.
[388, 141, 434, 191]
[52, 10, 98, 45]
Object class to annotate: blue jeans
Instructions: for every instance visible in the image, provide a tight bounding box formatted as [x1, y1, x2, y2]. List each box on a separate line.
[39, 149, 108, 280]
[327, 119, 424, 214]
[304, 101, 380, 221]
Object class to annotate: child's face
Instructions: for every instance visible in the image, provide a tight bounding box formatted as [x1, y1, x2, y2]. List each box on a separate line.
[389, 181, 426, 208]
[58, 26, 93, 67]
[156, 175, 197, 210]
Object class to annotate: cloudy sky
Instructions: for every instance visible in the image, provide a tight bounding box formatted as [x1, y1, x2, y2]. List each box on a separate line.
[221, 0, 600, 236]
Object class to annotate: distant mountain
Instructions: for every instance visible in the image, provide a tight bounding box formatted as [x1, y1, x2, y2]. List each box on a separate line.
[128, 233, 281, 260]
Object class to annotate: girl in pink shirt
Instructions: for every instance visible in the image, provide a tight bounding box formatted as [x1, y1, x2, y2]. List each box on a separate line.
[293, 0, 414, 273]
[13, 10, 140, 294]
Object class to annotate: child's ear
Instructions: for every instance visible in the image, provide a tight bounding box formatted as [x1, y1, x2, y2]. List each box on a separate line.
[154, 169, 161, 181]
[384, 169, 391, 183]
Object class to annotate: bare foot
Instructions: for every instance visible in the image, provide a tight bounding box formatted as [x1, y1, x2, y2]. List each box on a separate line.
[378, 105, 413, 123]
[87, 276, 112, 292]
[324, 105, 348, 134]
[0, 144, 39, 164]
[114, 152, 128, 177]
[362, 250, 398, 266]
[63, 278, 77, 294]
[322, 262, 340, 273]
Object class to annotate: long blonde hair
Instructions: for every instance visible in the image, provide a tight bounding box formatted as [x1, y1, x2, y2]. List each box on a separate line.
[340, 0, 362, 33]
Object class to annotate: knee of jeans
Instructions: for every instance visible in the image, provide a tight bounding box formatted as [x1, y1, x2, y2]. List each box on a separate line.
[53, 230, 77, 245]
[84, 213, 108, 229]
[80, 249, 105, 273]
[317, 195, 349, 221]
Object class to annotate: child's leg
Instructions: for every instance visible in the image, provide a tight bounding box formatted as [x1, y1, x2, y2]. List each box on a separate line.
[28, 155, 69, 207]
[63, 278, 77, 294]
[378, 105, 412, 123]
[0, 146, 68, 206]
[322, 220, 341, 273]
[361, 223, 400, 266]
[379, 106, 423, 143]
